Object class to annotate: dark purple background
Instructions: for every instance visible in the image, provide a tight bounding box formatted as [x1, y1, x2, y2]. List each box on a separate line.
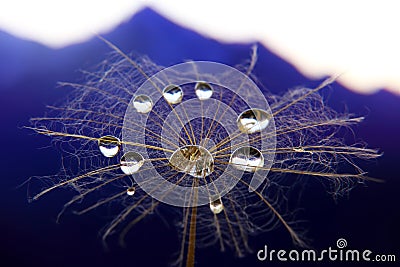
[0, 8, 399, 267]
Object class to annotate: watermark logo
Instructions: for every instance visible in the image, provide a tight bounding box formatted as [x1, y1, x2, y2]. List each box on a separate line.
[336, 238, 347, 249]
[257, 238, 396, 262]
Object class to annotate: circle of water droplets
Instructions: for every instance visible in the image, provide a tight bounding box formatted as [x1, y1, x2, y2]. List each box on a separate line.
[122, 61, 276, 207]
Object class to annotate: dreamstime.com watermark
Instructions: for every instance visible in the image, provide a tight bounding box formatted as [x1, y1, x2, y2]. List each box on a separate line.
[257, 238, 396, 262]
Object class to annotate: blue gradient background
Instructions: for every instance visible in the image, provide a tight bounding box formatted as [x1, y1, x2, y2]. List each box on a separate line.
[0, 8, 399, 267]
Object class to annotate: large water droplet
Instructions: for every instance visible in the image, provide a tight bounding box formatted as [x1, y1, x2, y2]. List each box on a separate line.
[195, 82, 213, 100]
[126, 186, 136, 196]
[120, 151, 144, 175]
[210, 198, 224, 214]
[133, 94, 153, 113]
[169, 145, 214, 178]
[230, 146, 264, 172]
[163, 85, 183, 104]
[237, 108, 270, 134]
[98, 135, 120, 157]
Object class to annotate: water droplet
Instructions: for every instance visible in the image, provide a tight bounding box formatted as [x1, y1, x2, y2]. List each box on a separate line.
[120, 151, 144, 175]
[195, 82, 213, 100]
[133, 94, 153, 113]
[163, 85, 183, 104]
[210, 198, 224, 214]
[126, 186, 136, 196]
[237, 108, 270, 134]
[230, 146, 264, 172]
[169, 145, 214, 178]
[98, 135, 120, 157]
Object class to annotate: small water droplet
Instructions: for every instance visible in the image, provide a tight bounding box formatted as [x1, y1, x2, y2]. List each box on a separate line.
[237, 108, 270, 134]
[210, 198, 224, 214]
[195, 82, 213, 100]
[120, 151, 144, 175]
[163, 85, 183, 104]
[98, 135, 120, 157]
[133, 94, 153, 113]
[230, 146, 264, 172]
[126, 186, 136, 196]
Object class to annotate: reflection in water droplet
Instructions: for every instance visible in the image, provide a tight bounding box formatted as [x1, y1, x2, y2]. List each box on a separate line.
[163, 85, 183, 104]
[169, 145, 214, 178]
[237, 108, 270, 134]
[98, 135, 120, 157]
[126, 186, 136, 196]
[230, 146, 264, 172]
[195, 82, 213, 100]
[210, 198, 224, 214]
[120, 151, 144, 175]
[133, 94, 153, 113]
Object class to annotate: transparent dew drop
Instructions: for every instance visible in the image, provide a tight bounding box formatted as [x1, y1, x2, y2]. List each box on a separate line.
[126, 186, 136, 196]
[169, 145, 214, 178]
[163, 84, 183, 104]
[195, 81, 213, 100]
[237, 108, 270, 134]
[210, 198, 224, 214]
[98, 135, 120, 157]
[133, 94, 153, 113]
[120, 151, 144, 175]
[230, 146, 264, 172]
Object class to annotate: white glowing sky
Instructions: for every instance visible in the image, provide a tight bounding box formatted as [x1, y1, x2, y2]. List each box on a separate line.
[0, 0, 399, 95]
